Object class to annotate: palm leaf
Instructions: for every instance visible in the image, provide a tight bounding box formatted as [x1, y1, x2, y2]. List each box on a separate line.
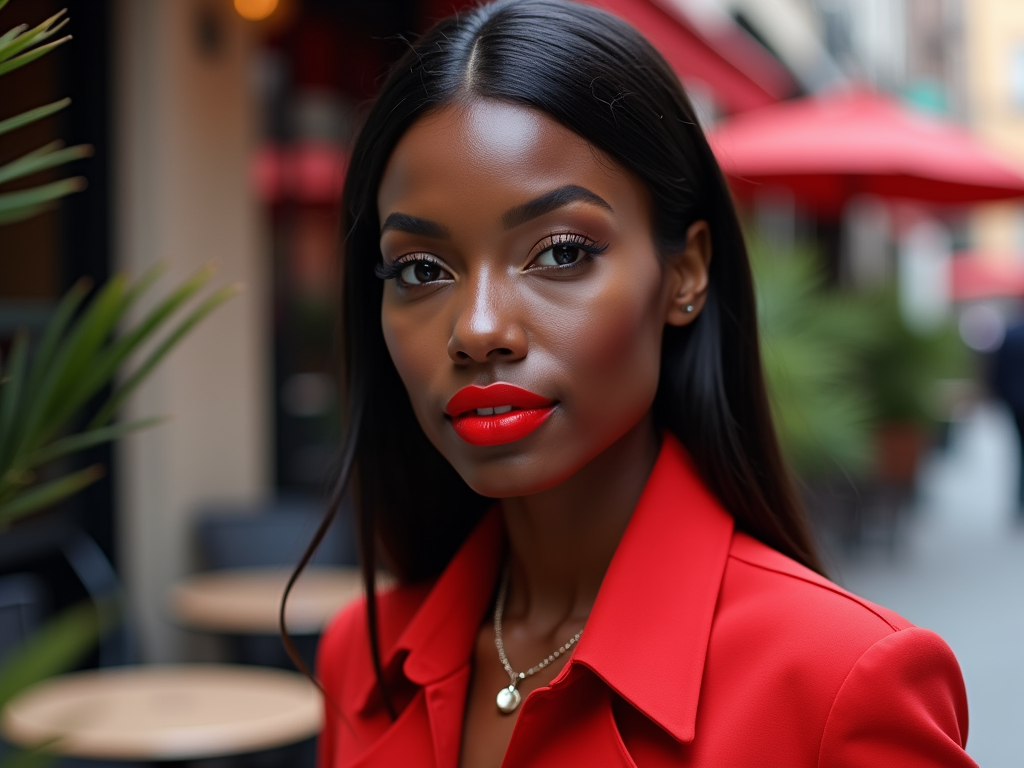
[0, 282, 91, 474]
[0, 745, 59, 768]
[0, 34, 71, 77]
[90, 284, 242, 427]
[0, 600, 108, 711]
[20, 417, 164, 471]
[0, 98, 71, 137]
[69, 266, 214, 431]
[17, 276, 128, 453]
[0, 177, 86, 224]
[0, 330, 28, 471]
[0, 465, 104, 526]
[0, 142, 92, 185]
[0, 25, 25, 49]
[0, 9, 67, 65]
[20, 279, 91, 404]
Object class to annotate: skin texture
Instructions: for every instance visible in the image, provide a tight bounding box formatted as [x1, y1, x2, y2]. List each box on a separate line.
[377, 99, 710, 768]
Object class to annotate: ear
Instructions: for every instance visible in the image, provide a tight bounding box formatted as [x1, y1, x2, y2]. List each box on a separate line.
[664, 220, 711, 327]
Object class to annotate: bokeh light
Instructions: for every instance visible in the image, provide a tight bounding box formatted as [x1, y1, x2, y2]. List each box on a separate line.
[234, 0, 279, 22]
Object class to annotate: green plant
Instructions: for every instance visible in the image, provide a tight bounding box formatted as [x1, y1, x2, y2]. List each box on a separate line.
[751, 240, 878, 479]
[0, 265, 239, 525]
[0, 1, 91, 224]
[752, 235, 971, 485]
[859, 291, 969, 426]
[0, 2, 236, 759]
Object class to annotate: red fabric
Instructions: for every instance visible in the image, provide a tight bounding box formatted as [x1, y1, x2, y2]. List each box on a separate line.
[317, 435, 976, 767]
[709, 86, 1024, 215]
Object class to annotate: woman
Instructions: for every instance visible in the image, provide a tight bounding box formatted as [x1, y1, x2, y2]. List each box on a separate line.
[296, 1, 976, 765]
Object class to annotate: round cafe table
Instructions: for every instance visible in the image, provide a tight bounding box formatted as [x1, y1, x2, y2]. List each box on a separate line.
[169, 566, 363, 635]
[0, 664, 321, 763]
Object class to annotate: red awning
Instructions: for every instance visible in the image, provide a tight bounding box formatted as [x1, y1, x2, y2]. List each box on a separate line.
[950, 251, 1024, 301]
[581, 0, 794, 113]
[420, 0, 795, 114]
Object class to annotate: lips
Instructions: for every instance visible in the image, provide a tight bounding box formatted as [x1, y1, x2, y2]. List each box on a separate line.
[445, 383, 556, 446]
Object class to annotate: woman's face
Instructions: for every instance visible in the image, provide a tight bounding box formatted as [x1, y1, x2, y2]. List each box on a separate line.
[377, 99, 706, 497]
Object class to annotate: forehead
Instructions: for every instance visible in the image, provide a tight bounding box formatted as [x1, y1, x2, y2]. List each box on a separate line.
[377, 99, 647, 225]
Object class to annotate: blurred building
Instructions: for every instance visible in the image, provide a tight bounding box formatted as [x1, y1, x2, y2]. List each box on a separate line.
[965, 1, 1024, 264]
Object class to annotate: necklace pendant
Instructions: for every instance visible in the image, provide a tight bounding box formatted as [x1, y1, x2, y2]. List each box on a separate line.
[496, 684, 522, 714]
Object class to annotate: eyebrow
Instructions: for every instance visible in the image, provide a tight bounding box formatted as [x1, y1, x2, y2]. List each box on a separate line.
[501, 184, 613, 230]
[379, 213, 451, 239]
[379, 184, 613, 240]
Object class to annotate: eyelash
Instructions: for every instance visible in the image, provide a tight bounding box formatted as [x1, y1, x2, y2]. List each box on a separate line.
[374, 257, 437, 281]
[528, 232, 609, 270]
[374, 232, 609, 284]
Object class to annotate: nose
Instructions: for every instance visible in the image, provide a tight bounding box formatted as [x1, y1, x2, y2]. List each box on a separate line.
[447, 269, 527, 365]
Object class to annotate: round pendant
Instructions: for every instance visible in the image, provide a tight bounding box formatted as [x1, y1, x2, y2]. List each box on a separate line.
[496, 685, 521, 714]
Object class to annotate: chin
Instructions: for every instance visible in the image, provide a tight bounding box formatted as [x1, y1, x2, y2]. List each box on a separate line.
[441, 444, 582, 499]
[462, 469, 567, 499]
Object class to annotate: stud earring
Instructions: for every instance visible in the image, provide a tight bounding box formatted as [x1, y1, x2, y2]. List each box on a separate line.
[685, 304, 694, 313]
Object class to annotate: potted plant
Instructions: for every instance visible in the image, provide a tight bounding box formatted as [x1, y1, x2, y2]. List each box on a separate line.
[0, 1, 236, 753]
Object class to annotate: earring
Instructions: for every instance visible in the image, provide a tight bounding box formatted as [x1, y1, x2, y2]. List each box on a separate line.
[685, 304, 694, 313]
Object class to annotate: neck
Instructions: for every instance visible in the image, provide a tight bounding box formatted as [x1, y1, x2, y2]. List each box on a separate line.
[499, 417, 660, 632]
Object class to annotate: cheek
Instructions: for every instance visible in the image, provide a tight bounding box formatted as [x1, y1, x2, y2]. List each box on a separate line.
[559, 263, 666, 406]
[381, 300, 437, 419]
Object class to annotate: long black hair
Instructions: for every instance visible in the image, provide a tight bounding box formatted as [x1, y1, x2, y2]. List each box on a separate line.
[283, 0, 823, 717]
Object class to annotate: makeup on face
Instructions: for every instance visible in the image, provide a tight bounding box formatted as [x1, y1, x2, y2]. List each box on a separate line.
[376, 99, 673, 498]
[445, 383, 557, 446]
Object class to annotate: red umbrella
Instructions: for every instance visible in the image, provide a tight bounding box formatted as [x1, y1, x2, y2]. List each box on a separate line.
[950, 251, 1024, 301]
[709, 87, 1024, 216]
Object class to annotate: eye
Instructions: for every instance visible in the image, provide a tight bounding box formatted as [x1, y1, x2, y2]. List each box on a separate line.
[399, 259, 450, 285]
[528, 233, 608, 270]
[534, 242, 586, 267]
[376, 256, 454, 286]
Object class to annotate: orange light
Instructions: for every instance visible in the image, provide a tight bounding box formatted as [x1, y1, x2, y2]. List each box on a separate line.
[234, 0, 279, 21]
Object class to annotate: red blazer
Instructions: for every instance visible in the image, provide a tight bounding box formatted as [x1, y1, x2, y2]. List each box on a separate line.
[317, 436, 976, 767]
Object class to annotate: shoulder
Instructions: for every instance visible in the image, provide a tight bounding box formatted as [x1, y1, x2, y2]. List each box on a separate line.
[709, 533, 973, 766]
[709, 532, 916, 696]
[724, 531, 911, 634]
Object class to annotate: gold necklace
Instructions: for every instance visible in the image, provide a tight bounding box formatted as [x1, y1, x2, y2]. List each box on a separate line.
[492, 566, 584, 715]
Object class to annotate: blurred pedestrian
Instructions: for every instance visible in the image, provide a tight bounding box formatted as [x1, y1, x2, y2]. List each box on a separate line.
[992, 318, 1024, 520]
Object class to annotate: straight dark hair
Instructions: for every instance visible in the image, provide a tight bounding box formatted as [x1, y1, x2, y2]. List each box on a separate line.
[283, 0, 823, 718]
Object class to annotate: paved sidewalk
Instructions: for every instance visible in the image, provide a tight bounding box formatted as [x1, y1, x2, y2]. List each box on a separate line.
[831, 403, 1023, 767]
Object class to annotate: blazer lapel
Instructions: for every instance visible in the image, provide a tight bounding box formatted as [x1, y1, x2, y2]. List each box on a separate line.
[341, 689, 437, 768]
[572, 434, 734, 744]
[502, 667, 636, 768]
[424, 668, 472, 768]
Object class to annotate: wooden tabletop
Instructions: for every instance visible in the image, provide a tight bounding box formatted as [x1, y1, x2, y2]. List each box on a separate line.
[169, 566, 363, 634]
[0, 664, 321, 761]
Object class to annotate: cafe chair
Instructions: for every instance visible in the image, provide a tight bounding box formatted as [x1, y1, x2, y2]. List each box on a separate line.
[191, 496, 356, 671]
[195, 496, 356, 571]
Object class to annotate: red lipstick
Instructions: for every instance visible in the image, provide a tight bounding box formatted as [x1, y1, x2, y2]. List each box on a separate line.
[445, 383, 556, 446]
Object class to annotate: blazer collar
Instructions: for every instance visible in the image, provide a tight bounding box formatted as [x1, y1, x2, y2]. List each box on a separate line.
[355, 508, 503, 714]
[570, 434, 734, 743]
[356, 434, 734, 744]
